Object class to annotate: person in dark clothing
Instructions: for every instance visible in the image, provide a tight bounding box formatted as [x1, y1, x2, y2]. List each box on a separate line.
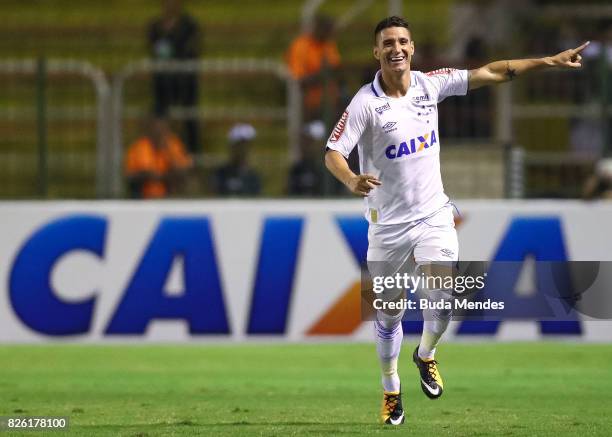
[149, 0, 202, 153]
[583, 158, 612, 200]
[288, 120, 346, 196]
[213, 124, 262, 197]
[288, 120, 326, 196]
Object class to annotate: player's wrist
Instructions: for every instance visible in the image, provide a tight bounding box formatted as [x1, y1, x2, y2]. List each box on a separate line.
[542, 56, 555, 67]
[344, 174, 359, 188]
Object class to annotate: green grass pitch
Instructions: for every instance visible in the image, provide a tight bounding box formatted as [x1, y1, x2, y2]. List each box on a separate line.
[0, 342, 611, 436]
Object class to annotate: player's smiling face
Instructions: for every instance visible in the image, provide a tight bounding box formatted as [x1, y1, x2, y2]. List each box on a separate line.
[373, 27, 414, 74]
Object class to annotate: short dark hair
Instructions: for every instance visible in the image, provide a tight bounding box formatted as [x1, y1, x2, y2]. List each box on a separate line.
[373, 16, 411, 43]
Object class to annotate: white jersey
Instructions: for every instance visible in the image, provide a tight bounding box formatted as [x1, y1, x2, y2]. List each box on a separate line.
[326, 68, 468, 225]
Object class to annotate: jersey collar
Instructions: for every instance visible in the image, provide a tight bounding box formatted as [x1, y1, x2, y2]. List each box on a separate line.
[371, 70, 415, 98]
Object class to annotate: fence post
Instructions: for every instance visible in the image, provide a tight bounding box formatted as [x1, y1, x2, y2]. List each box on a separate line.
[495, 82, 513, 145]
[388, 0, 402, 16]
[505, 145, 525, 199]
[36, 57, 48, 197]
[287, 76, 302, 164]
[600, 46, 610, 157]
[110, 70, 126, 198]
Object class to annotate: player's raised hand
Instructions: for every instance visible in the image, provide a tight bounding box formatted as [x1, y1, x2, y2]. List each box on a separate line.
[347, 174, 381, 197]
[549, 41, 590, 68]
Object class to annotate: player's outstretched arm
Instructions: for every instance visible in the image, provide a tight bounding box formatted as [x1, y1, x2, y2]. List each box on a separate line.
[324, 149, 381, 197]
[468, 41, 590, 90]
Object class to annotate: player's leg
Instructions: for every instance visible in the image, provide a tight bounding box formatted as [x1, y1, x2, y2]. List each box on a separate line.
[375, 308, 403, 393]
[419, 268, 455, 361]
[367, 223, 415, 424]
[375, 304, 405, 425]
[413, 285, 453, 399]
[412, 204, 458, 399]
[369, 254, 407, 424]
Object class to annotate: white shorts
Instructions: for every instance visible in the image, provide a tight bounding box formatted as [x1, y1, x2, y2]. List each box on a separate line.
[367, 203, 458, 279]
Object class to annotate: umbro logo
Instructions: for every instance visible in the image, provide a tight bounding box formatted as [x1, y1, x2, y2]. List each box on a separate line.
[382, 121, 397, 133]
[440, 248, 454, 258]
[375, 102, 391, 114]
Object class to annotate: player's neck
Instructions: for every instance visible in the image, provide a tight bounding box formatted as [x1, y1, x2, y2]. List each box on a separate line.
[380, 69, 411, 98]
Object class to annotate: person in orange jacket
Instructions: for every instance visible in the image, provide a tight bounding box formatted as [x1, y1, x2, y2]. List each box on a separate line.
[125, 117, 193, 199]
[286, 14, 342, 121]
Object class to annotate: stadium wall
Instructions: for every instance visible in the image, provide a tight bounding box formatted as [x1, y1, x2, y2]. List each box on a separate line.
[1, 200, 611, 343]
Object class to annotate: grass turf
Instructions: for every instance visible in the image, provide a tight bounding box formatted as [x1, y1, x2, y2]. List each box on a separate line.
[0, 342, 611, 436]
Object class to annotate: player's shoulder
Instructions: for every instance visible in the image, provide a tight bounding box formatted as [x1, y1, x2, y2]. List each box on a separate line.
[415, 68, 467, 95]
[414, 68, 458, 85]
[348, 82, 383, 110]
[356, 81, 379, 99]
[424, 67, 461, 76]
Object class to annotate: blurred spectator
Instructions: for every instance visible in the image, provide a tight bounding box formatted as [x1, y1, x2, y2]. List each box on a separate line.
[570, 19, 611, 157]
[583, 158, 612, 200]
[286, 119, 348, 196]
[286, 14, 343, 123]
[213, 124, 262, 197]
[464, 36, 488, 63]
[288, 120, 326, 196]
[582, 19, 612, 66]
[434, 35, 492, 140]
[570, 117, 604, 158]
[447, 0, 533, 60]
[461, 36, 492, 138]
[149, 0, 202, 153]
[125, 117, 193, 199]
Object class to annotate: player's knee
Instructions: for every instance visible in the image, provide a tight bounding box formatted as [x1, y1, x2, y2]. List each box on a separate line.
[376, 308, 405, 329]
[422, 288, 453, 321]
[433, 307, 452, 321]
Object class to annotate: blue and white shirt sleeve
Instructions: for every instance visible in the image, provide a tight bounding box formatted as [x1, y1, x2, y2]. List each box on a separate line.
[425, 68, 469, 102]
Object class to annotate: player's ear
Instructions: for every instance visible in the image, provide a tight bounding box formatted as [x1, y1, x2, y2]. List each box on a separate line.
[410, 40, 415, 56]
[373, 45, 380, 61]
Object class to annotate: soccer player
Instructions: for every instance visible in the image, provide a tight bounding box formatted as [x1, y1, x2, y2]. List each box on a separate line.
[324, 16, 588, 425]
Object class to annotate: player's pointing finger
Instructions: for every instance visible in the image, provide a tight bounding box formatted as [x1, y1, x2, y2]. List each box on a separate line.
[573, 41, 590, 53]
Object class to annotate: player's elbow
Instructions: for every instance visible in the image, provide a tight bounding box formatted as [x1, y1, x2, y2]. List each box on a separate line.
[469, 66, 503, 90]
[324, 148, 342, 171]
[324, 148, 332, 165]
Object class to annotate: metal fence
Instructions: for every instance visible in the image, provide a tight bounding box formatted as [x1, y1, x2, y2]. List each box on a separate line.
[508, 52, 611, 198]
[0, 59, 110, 199]
[110, 59, 301, 198]
[0, 55, 609, 199]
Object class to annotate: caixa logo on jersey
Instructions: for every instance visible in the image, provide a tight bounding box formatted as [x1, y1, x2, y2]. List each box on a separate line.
[385, 129, 438, 159]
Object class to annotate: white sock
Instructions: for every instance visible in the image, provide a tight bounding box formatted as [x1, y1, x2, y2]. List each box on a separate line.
[418, 320, 449, 360]
[375, 317, 403, 392]
[419, 289, 452, 360]
[381, 356, 400, 392]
